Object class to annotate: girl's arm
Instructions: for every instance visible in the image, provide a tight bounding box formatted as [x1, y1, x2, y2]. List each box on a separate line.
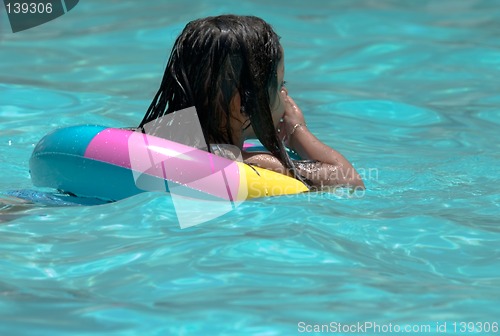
[278, 92, 365, 189]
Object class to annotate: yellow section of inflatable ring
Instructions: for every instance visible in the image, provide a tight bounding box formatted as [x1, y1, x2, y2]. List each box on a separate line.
[236, 162, 309, 200]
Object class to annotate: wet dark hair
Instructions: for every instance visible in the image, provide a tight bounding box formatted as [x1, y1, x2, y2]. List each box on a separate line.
[139, 15, 306, 185]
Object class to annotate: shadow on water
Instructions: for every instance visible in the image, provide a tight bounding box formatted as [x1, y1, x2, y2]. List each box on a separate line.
[0, 195, 37, 223]
[0, 190, 108, 223]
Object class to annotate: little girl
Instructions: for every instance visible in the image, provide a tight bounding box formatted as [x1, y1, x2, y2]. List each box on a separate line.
[139, 15, 364, 190]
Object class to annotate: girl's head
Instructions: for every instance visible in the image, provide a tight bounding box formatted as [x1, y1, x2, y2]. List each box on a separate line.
[140, 15, 297, 178]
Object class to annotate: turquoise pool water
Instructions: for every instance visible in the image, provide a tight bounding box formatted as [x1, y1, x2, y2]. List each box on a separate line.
[1, 0, 500, 335]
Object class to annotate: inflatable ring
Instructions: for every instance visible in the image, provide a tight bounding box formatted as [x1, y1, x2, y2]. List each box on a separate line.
[29, 125, 309, 202]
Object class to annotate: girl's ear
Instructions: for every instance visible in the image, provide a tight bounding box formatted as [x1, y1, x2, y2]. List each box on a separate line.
[230, 91, 245, 121]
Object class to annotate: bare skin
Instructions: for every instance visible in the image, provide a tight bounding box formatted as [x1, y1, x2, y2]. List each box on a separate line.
[229, 51, 365, 190]
[277, 90, 365, 189]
